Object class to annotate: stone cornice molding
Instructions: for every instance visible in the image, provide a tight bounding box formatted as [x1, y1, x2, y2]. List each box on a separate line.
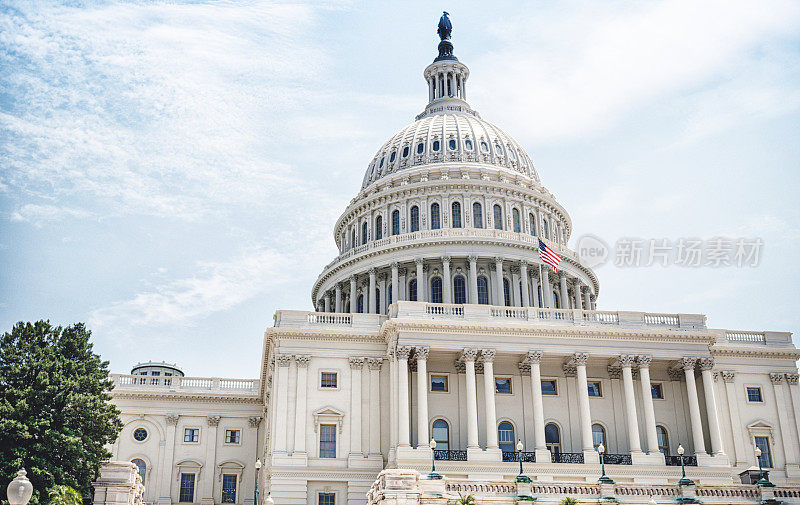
[710, 347, 800, 360]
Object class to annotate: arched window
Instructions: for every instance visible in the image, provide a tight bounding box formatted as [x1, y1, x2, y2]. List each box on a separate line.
[477, 276, 489, 305]
[465, 139, 473, 151]
[503, 278, 511, 307]
[512, 208, 521, 233]
[131, 459, 146, 485]
[656, 426, 669, 456]
[553, 291, 560, 309]
[375, 215, 383, 240]
[453, 275, 466, 304]
[391, 210, 400, 235]
[410, 206, 420, 232]
[432, 140, 440, 151]
[451, 202, 462, 228]
[375, 288, 380, 314]
[417, 142, 425, 154]
[430, 203, 441, 230]
[448, 139, 456, 150]
[592, 424, 606, 449]
[357, 295, 364, 313]
[543, 218, 550, 239]
[480, 141, 489, 152]
[432, 419, 449, 451]
[409, 279, 417, 301]
[379, 156, 385, 168]
[390, 150, 396, 163]
[473, 202, 483, 228]
[545, 423, 561, 455]
[350, 229, 355, 249]
[361, 221, 368, 244]
[493, 204, 503, 230]
[430, 277, 443, 304]
[529, 213, 536, 236]
[498, 421, 515, 454]
[402, 146, 409, 158]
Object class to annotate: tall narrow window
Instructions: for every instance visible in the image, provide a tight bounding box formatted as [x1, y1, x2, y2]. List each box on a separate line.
[221, 475, 236, 503]
[656, 426, 669, 455]
[350, 229, 355, 249]
[131, 459, 146, 485]
[179, 473, 195, 503]
[493, 204, 503, 230]
[410, 206, 420, 232]
[430, 277, 443, 304]
[375, 288, 380, 313]
[375, 216, 383, 240]
[473, 202, 483, 228]
[409, 279, 417, 301]
[529, 213, 536, 236]
[391, 210, 400, 235]
[553, 291, 560, 309]
[503, 278, 511, 306]
[388, 284, 392, 305]
[592, 424, 606, 449]
[498, 421, 515, 454]
[545, 423, 561, 455]
[451, 202, 462, 228]
[453, 275, 466, 304]
[542, 218, 549, 239]
[430, 203, 441, 229]
[361, 221, 368, 245]
[432, 419, 450, 451]
[512, 208, 521, 232]
[755, 436, 772, 468]
[477, 276, 489, 305]
[357, 295, 364, 313]
[320, 424, 336, 458]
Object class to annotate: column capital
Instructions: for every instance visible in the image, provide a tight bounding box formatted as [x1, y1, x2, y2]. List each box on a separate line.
[786, 373, 799, 385]
[415, 346, 430, 360]
[698, 357, 715, 371]
[391, 261, 399, 269]
[468, 254, 478, 263]
[721, 370, 736, 383]
[562, 363, 577, 377]
[582, 285, 592, 294]
[668, 368, 684, 381]
[526, 350, 543, 364]
[367, 357, 383, 370]
[607, 366, 622, 380]
[207, 415, 221, 427]
[479, 349, 496, 363]
[494, 256, 504, 265]
[369, 267, 377, 276]
[619, 354, 637, 367]
[295, 355, 311, 368]
[414, 257, 424, 266]
[350, 274, 358, 283]
[519, 259, 529, 269]
[276, 354, 292, 367]
[349, 357, 365, 369]
[682, 357, 697, 370]
[396, 346, 412, 360]
[770, 372, 785, 384]
[398, 267, 408, 276]
[454, 360, 466, 373]
[572, 352, 589, 366]
[637, 355, 652, 367]
[558, 270, 567, 280]
[460, 347, 478, 362]
[248, 416, 263, 428]
[166, 414, 180, 426]
[572, 277, 580, 287]
[441, 255, 451, 263]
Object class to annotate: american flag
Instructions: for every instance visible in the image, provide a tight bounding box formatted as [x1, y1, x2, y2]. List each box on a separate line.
[539, 239, 562, 272]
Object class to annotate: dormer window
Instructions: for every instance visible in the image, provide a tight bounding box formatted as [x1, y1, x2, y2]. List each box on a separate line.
[465, 139, 473, 150]
[432, 140, 440, 151]
[417, 142, 425, 154]
[448, 139, 456, 150]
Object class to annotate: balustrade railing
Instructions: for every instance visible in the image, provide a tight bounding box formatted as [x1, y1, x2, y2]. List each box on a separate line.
[501, 451, 536, 462]
[433, 450, 467, 461]
[307, 313, 352, 325]
[603, 453, 632, 465]
[551, 452, 584, 464]
[665, 455, 697, 467]
[425, 304, 464, 317]
[725, 331, 766, 344]
[111, 374, 259, 394]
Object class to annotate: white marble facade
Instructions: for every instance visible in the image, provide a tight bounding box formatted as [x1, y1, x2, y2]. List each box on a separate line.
[105, 16, 800, 505]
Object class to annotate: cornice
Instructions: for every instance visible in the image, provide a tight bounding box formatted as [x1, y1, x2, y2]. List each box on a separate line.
[111, 391, 262, 404]
[265, 328, 383, 341]
[710, 346, 800, 360]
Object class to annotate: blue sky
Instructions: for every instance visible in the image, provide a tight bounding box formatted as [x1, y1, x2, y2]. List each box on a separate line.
[1, 0, 799, 378]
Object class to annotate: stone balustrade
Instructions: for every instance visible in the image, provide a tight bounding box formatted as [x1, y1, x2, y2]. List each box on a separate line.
[111, 374, 259, 395]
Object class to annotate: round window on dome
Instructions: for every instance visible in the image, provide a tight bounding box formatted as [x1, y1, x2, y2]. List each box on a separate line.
[390, 151, 396, 163]
[448, 139, 456, 150]
[480, 141, 488, 152]
[432, 140, 440, 151]
[465, 139, 473, 150]
[133, 428, 148, 442]
[402, 146, 409, 158]
[417, 142, 425, 154]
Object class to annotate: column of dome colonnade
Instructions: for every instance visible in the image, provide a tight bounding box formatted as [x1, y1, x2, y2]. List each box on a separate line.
[314, 256, 596, 314]
[386, 347, 727, 468]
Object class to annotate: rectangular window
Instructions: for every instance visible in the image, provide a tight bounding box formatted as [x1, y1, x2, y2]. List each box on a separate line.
[320, 424, 336, 458]
[184, 428, 199, 443]
[430, 375, 448, 392]
[747, 386, 763, 402]
[587, 381, 602, 397]
[651, 383, 663, 399]
[541, 379, 558, 396]
[321, 372, 337, 389]
[319, 493, 335, 505]
[221, 475, 236, 503]
[495, 377, 512, 394]
[755, 436, 772, 468]
[179, 473, 195, 503]
[225, 429, 240, 444]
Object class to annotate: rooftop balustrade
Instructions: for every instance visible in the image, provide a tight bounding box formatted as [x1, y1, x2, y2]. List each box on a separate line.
[110, 374, 260, 395]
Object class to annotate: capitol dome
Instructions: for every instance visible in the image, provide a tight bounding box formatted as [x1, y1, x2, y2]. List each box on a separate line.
[312, 13, 599, 314]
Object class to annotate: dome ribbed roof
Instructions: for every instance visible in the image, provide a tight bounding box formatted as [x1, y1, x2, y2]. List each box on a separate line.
[361, 111, 540, 189]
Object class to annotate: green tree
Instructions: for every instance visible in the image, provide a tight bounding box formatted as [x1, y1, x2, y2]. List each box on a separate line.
[0, 321, 122, 505]
[456, 494, 476, 505]
[560, 498, 580, 505]
[47, 486, 82, 505]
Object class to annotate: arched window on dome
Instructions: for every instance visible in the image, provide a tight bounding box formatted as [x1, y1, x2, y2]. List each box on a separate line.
[495, 144, 504, 155]
[512, 208, 521, 233]
[391, 210, 400, 236]
[503, 278, 511, 307]
[448, 139, 456, 150]
[451, 202, 462, 228]
[430, 277, 442, 304]
[493, 204, 503, 230]
[410, 206, 420, 232]
[417, 142, 425, 154]
[465, 139, 473, 151]
[408, 279, 417, 302]
[402, 146, 409, 158]
[357, 294, 364, 313]
[477, 276, 489, 305]
[379, 156, 385, 169]
[542, 218, 549, 239]
[390, 150, 396, 163]
[432, 140, 440, 152]
[498, 421, 515, 455]
[473, 202, 483, 229]
[361, 221, 368, 245]
[375, 215, 383, 240]
[529, 213, 536, 236]
[375, 288, 380, 315]
[453, 275, 466, 304]
[509, 148, 516, 160]
[430, 203, 441, 230]
[350, 229, 355, 250]
[480, 141, 489, 152]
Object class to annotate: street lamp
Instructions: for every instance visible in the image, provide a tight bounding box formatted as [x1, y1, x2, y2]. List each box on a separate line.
[515, 440, 530, 483]
[428, 438, 442, 480]
[254, 459, 262, 505]
[597, 443, 613, 485]
[755, 447, 774, 488]
[677, 445, 694, 487]
[6, 468, 33, 505]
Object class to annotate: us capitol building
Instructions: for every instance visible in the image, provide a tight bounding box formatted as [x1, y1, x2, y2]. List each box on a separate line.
[98, 14, 800, 505]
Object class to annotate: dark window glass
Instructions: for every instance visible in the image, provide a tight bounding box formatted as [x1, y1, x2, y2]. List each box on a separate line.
[391, 210, 400, 235]
[350, 229, 355, 249]
[179, 474, 195, 503]
[417, 142, 424, 154]
[361, 221, 368, 245]
[402, 146, 409, 157]
[321, 372, 337, 388]
[493, 204, 503, 230]
[747, 387, 763, 402]
[545, 423, 560, 455]
[592, 424, 606, 448]
[477, 276, 489, 304]
[657, 426, 669, 456]
[495, 378, 512, 394]
[503, 278, 511, 307]
[541, 379, 557, 395]
[430, 277, 443, 303]
[390, 151, 396, 163]
[588, 381, 602, 397]
[221, 475, 236, 503]
[473, 202, 483, 228]
[388, 284, 392, 306]
[431, 375, 448, 392]
[375, 288, 380, 313]
[357, 295, 364, 313]
[432, 140, 440, 151]
[432, 420, 449, 451]
[379, 157, 384, 168]
[453, 276, 466, 304]
[409, 279, 417, 301]
[448, 139, 456, 150]
[529, 213, 536, 236]
[755, 436, 772, 468]
[225, 430, 240, 444]
[651, 383, 663, 399]
[430, 203, 441, 229]
[451, 202, 462, 228]
[132, 459, 146, 485]
[319, 493, 335, 505]
[375, 216, 383, 240]
[320, 424, 336, 458]
[512, 208, 521, 232]
[410, 206, 419, 232]
[498, 421, 514, 454]
[133, 428, 148, 441]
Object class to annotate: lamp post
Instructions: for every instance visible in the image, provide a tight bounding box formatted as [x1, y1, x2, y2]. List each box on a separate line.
[254, 459, 262, 505]
[428, 438, 442, 479]
[597, 443, 613, 485]
[755, 447, 774, 488]
[677, 445, 694, 487]
[515, 440, 530, 483]
[6, 468, 33, 505]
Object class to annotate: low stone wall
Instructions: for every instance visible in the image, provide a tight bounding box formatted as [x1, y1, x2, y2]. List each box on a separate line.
[93, 461, 144, 505]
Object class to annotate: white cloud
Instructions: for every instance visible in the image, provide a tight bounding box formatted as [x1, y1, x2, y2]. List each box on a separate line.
[10, 203, 94, 226]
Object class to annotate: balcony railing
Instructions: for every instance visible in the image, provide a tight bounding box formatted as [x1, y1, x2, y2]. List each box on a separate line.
[111, 374, 259, 395]
[502, 451, 536, 462]
[602, 453, 632, 465]
[434, 450, 467, 461]
[551, 452, 584, 464]
[725, 331, 766, 344]
[665, 455, 698, 467]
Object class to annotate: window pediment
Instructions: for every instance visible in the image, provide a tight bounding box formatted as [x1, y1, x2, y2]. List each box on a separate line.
[313, 406, 344, 433]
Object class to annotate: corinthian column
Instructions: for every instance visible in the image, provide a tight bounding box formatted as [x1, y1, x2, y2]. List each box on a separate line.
[334, 284, 342, 313]
[558, 272, 569, 309]
[349, 357, 364, 456]
[683, 358, 707, 456]
[526, 351, 549, 461]
[699, 358, 725, 457]
[481, 349, 499, 450]
[462, 348, 479, 449]
[620, 355, 643, 454]
[367, 358, 383, 456]
[572, 279, 581, 310]
[368, 268, 377, 314]
[390, 262, 399, 306]
[294, 355, 310, 454]
[441, 256, 452, 303]
[468, 255, 479, 303]
[520, 261, 530, 307]
[397, 346, 412, 447]
[494, 257, 504, 305]
[637, 355, 660, 458]
[349, 275, 357, 313]
[541, 269, 552, 308]
[416, 347, 430, 448]
[415, 258, 425, 302]
[572, 352, 597, 462]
